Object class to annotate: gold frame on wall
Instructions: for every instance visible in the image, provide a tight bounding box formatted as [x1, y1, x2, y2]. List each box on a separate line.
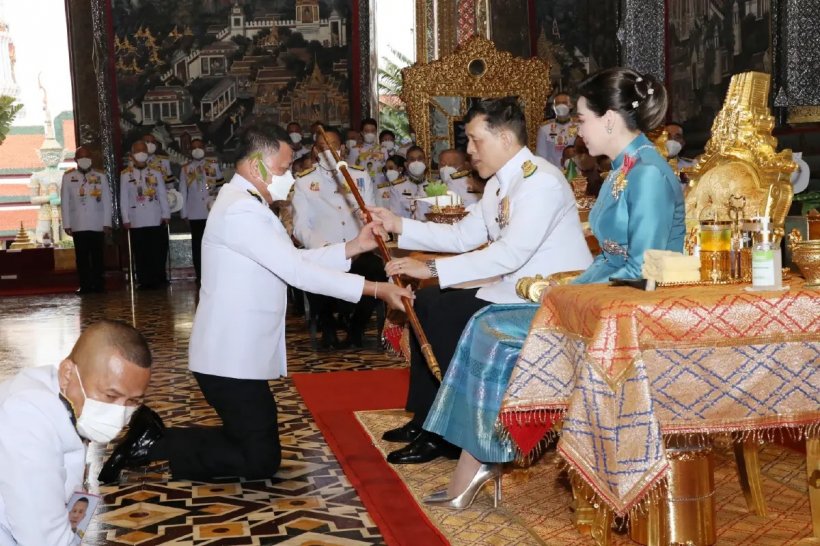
[400, 36, 551, 161]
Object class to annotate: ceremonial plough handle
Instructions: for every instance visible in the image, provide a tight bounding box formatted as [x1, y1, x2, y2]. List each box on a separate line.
[317, 127, 442, 381]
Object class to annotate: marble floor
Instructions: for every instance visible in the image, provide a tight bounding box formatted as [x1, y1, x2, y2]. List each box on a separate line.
[0, 283, 402, 545]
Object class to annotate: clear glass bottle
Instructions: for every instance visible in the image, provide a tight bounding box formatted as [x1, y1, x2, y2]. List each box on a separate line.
[751, 217, 782, 290]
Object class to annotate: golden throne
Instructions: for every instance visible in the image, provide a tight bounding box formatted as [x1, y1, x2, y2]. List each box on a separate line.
[400, 35, 551, 162]
[684, 72, 796, 238]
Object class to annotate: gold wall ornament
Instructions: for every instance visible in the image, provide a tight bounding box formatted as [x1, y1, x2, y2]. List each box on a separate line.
[684, 72, 797, 237]
[400, 35, 551, 162]
[787, 105, 820, 124]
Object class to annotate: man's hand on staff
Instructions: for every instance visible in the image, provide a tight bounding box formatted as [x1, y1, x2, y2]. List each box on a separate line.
[346, 221, 384, 258]
[385, 257, 431, 280]
[369, 207, 403, 234]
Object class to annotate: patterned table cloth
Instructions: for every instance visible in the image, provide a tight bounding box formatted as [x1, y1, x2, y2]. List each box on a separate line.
[498, 283, 820, 515]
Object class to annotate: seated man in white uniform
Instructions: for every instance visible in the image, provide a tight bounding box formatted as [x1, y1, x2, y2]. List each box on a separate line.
[0, 320, 153, 545]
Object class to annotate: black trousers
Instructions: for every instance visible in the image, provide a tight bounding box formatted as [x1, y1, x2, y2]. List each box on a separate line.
[152, 371, 281, 481]
[306, 252, 387, 337]
[72, 230, 105, 291]
[189, 219, 207, 282]
[130, 226, 166, 288]
[407, 286, 489, 426]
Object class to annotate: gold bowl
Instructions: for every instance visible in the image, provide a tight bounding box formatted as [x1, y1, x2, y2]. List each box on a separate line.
[791, 239, 820, 287]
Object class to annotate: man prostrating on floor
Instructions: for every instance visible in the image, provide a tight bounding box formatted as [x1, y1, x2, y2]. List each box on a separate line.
[99, 120, 411, 483]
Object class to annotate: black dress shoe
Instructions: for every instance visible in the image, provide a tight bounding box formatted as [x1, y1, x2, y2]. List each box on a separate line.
[98, 405, 165, 484]
[382, 420, 423, 443]
[386, 431, 460, 464]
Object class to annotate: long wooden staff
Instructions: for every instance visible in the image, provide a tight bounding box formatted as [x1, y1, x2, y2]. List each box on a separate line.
[318, 126, 441, 381]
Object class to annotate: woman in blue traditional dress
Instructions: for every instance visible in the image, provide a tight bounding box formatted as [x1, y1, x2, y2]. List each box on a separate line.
[422, 67, 687, 509]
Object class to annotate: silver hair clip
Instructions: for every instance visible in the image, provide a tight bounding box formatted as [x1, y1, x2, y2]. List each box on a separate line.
[632, 100, 639, 108]
[647, 86, 654, 95]
[636, 77, 643, 82]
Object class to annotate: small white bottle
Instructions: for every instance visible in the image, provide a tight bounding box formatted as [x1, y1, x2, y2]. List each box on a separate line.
[751, 217, 782, 290]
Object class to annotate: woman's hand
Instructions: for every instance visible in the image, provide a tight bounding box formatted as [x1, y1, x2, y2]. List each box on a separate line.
[385, 257, 431, 280]
[376, 282, 414, 310]
[369, 207, 403, 234]
[346, 221, 383, 258]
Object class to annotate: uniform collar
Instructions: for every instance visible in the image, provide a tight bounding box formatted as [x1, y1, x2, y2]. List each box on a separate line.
[231, 173, 260, 195]
[611, 133, 651, 170]
[495, 146, 533, 189]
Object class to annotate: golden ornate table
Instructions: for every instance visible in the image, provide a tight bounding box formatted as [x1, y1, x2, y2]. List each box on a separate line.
[497, 282, 820, 544]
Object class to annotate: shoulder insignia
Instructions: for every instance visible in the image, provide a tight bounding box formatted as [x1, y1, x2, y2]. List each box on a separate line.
[156, 153, 169, 159]
[349, 164, 365, 172]
[64, 167, 76, 174]
[522, 160, 537, 178]
[121, 166, 133, 174]
[246, 189, 263, 204]
[451, 169, 470, 180]
[296, 166, 317, 178]
[391, 177, 406, 186]
[376, 182, 390, 189]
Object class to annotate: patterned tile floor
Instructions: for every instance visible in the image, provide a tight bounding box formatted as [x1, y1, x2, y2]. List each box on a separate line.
[0, 282, 402, 545]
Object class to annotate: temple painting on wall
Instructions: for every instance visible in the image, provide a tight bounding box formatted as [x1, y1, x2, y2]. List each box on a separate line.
[667, 0, 771, 132]
[111, 0, 352, 163]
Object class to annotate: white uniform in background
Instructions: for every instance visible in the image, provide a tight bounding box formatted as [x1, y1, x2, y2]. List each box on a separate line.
[389, 177, 431, 221]
[0, 366, 86, 545]
[536, 119, 579, 168]
[443, 169, 481, 208]
[119, 166, 170, 228]
[291, 165, 374, 249]
[60, 168, 112, 232]
[347, 143, 386, 187]
[179, 158, 224, 221]
[375, 180, 392, 209]
[129, 153, 175, 187]
[396, 148, 593, 303]
[188, 175, 365, 380]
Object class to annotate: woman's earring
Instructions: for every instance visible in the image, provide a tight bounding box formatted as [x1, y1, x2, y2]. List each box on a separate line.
[606, 124, 613, 135]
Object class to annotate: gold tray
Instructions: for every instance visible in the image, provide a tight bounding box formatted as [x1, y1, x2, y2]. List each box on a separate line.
[654, 268, 793, 288]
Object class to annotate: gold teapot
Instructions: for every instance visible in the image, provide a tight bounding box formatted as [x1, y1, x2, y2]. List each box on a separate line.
[788, 230, 820, 287]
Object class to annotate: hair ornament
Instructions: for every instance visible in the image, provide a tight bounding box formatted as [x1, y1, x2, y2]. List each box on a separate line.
[647, 86, 654, 95]
[632, 100, 639, 108]
[636, 76, 643, 82]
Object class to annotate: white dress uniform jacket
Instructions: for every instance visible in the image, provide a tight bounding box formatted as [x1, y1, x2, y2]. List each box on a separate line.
[536, 119, 579, 168]
[0, 366, 86, 546]
[129, 154, 175, 186]
[179, 158, 224, 220]
[119, 166, 170, 228]
[188, 175, 365, 380]
[347, 143, 386, 186]
[60, 168, 112, 232]
[291, 165, 374, 249]
[444, 169, 481, 208]
[388, 176, 431, 220]
[397, 147, 593, 303]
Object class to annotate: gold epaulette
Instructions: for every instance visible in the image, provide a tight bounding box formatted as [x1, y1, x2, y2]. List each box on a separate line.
[121, 166, 134, 174]
[391, 177, 406, 186]
[349, 164, 365, 171]
[296, 166, 316, 178]
[376, 182, 391, 189]
[64, 167, 76, 174]
[451, 169, 470, 180]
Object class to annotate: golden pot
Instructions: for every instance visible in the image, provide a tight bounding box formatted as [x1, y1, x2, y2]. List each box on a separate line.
[791, 240, 820, 287]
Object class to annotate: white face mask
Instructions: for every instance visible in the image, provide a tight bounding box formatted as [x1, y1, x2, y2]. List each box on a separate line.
[72, 366, 136, 443]
[145, 142, 157, 154]
[133, 152, 149, 164]
[318, 149, 340, 171]
[346, 139, 357, 150]
[439, 165, 457, 182]
[407, 160, 426, 178]
[191, 148, 205, 160]
[258, 159, 295, 201]
[363, 132, 377, 144]
[289, 132, 302, 144]
[666, 140, 682, 158]
[385, 169, 400, 182]
[381, 140, 395, 151]
[76, 158, 93, 171]
[554, 104, 571, 118]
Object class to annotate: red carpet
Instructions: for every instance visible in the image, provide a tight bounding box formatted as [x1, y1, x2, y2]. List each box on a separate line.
[292, 369, 449, 546]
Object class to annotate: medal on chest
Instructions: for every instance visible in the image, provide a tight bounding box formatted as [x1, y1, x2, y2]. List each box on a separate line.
[496, 196, 510, 230]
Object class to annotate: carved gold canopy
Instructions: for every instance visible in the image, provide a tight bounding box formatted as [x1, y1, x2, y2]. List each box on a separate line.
[400, 36, 551, 163]
[685, 72, 796, 234]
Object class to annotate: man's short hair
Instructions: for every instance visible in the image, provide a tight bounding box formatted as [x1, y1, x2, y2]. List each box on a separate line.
[405, 145, 424, 157]
[360, 117, 378, 131]
[74, 497, 90, 505]
[379, 129, 395, 140]
[234, 118, 290, 162]
[69, 320, 152, 369]
[464, 97, 527, 146]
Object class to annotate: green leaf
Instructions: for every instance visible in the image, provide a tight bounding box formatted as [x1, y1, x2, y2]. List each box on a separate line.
[0, 96, 23, 146]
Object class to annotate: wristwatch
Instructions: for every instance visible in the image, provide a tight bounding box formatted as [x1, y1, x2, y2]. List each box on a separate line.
[425, 259, 439, 278]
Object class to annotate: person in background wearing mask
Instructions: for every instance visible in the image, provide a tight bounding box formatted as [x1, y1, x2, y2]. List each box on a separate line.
[389, 146, 432, 220]
[345, 129, 361, 154]
[348, 118, 386, 184]
[292, 128, 385, 348]
[179, 138, 224, 285]
[100, 121, 410, 483]
[139, 133, 176, 188]
[120, 140, 171, 290]
[380, 154, 406, 210]
[536, 92, 580, 168]
[61, 146, 112, 295]
[287, 121, 310, 160]
[664, 122, 695, 183]
[0, 320, 152, 545]
[438, 148, 481, 207]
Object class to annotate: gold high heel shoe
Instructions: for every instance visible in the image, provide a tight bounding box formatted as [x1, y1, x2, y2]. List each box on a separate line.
[422, 464, 502, 510]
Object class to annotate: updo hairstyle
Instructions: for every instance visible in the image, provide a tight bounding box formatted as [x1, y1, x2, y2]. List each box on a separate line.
[577, 68, 668, 133]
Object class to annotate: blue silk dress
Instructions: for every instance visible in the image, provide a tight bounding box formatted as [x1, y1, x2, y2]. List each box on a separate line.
[423, 133, 686, 462]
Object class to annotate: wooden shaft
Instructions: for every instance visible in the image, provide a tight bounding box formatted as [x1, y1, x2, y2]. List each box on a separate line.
[317, 127, 442, 381]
